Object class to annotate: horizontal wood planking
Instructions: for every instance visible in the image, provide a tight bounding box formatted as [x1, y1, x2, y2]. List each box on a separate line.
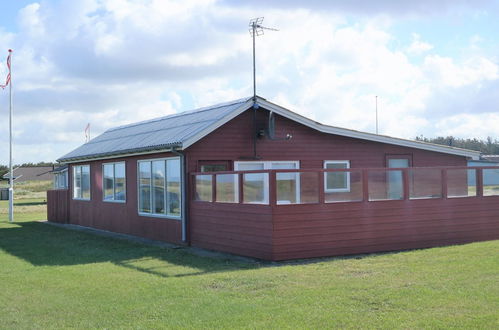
[271, 196, 499, 260]
[189, 202, 273, 259]
[272, 234, 499, 261]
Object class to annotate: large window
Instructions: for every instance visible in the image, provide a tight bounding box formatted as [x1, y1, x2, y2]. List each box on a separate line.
[73, 165, 90, 200]
[103, 162, 126, 202]
[138, 157, 181, 218]
[324, 160, 350, 192]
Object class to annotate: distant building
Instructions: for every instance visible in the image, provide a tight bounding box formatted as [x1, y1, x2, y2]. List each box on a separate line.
[2, 166, 55, 182]
[482, 155, 499, 163]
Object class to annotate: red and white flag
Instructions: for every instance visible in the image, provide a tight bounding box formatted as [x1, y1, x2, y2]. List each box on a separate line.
[0, 49, 11, 89]
[85, 123, 90, 142]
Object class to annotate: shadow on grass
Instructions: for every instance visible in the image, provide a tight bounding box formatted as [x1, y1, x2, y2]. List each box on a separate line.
[13, 201, 47, 206]
[0, 221, 258, 278]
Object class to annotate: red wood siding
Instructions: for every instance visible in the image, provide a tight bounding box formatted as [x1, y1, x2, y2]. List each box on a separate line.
[190, 203, 273, 259]
[47, 189, 69, 223]
[271, 197, 499, 260]
[67, 153, 182, 244]
[185, 109, 467, 173]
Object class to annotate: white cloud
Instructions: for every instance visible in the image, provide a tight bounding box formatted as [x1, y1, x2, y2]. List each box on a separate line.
[0, 0, 497, 164]
[407, 33, 433, 55]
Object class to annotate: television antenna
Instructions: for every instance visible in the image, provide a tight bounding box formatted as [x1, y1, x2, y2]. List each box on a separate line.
[249, 17, 278, 100]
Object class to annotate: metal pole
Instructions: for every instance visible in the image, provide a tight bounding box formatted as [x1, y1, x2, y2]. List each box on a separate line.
[375, 95, 378, 135]
[8, 49, 13, 222]
[252, 22, 256, 99]
[252, 22, 257, 158]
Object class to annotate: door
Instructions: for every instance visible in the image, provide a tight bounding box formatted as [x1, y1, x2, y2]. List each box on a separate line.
[386, 156, 411, 200]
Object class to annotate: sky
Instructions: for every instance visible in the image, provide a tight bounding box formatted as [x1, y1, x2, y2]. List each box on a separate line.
[0, 0, 499, 164]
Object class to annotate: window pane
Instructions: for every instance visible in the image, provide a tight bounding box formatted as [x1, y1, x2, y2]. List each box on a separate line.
[73, 166, 81, 198]
[201, 164, 227, 172]
[276, 172, 319, 204]
[409, 168, 442, 199]
[114, 163, 126, 201]
[195, 175, 212, 202]
[139, 162, 151, 213]
[243, 173, 268, 204]
[152, 161, 165, 214]
[447, 169, 476, 198]
[325, 170, 363, 203]
[81, 165, 90, 199]
[166, 159, 181, 216]
[237, 163, 264, 171]
[103, 164, 114, 200]
[276, 172, 298, 204]
[325, 162, 349, 191]
[483, 168, 499, 196]
[216, 174, 238, 203]
[368, 169, 404, 201]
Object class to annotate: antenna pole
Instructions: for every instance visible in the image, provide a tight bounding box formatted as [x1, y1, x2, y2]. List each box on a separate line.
[375, 95, 378, 135]
[252, 22, 256, 99]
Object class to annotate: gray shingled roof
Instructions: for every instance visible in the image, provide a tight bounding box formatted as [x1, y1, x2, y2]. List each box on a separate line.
[58, 97, 252, 162]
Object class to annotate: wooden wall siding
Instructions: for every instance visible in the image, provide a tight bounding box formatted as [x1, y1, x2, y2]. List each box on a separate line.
[189, 202, 273, 260]
[271, 197, 499, 260]
[184, 109, 467, 174]
[67, 152, 183, 244]
[47, 189, 69, 223]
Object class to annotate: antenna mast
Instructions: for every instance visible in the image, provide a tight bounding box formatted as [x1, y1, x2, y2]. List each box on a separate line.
[249, 17, 278, 100]
[375, 95, 378, 134]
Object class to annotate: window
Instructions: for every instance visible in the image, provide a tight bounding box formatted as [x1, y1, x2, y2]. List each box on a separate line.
[54, 170, 68, 189]
[103, 162, 126, 202]
[73, 165, 90, 200]
[324, 160, 350, 192]
[138, 157, 181, 218]
[235, 161, 299, 204]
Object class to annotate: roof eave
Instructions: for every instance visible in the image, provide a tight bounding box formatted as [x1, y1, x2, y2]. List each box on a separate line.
[256, 98, 481, 160]
[57, 143, 182, 164]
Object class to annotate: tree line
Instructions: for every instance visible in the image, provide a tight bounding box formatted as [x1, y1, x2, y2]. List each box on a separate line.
[415, 136, 499, 154]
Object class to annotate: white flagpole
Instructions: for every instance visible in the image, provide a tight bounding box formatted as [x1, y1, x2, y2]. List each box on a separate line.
[8, 49, 13, 223]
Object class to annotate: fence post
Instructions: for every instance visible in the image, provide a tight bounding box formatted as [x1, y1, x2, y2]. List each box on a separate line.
[318, 170, 325, 204]
[269, 171, 276, 206]
[362, 169, 369, 202]
[238, 173, 243, 204]
[476, 168, 483, 197]
[402, 168, 410, 200]
[211, 174, 216, 203]
[442, 168, 448, 199]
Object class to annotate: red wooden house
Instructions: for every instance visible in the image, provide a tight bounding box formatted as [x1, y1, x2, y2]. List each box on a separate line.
[47, 96, 499, 260]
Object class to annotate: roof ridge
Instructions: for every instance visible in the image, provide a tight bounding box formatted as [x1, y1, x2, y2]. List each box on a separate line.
[106, 97, 252, 133]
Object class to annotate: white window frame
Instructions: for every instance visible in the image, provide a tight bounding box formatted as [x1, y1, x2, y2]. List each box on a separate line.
[324, 160, 351, 193]
[72, 164, 91, 201]
[137, 157, 182, 220]
[234, 161, 300, 204]
[102, 161, 126, 203]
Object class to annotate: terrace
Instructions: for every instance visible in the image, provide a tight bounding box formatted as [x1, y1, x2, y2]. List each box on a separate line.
[191, 166, 499, 260]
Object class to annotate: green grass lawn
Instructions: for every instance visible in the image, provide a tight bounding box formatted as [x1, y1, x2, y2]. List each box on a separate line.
[0, 200, 498, 328]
